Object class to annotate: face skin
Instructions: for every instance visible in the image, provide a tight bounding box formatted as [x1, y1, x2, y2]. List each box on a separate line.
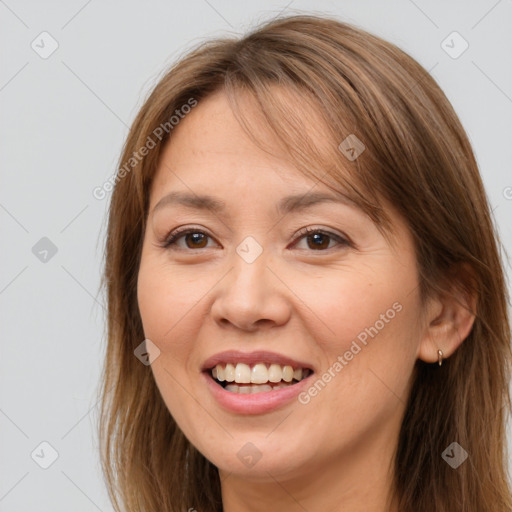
[136, 89, 476, 512]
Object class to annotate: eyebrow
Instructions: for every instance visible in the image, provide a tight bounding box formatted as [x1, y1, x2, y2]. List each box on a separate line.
[152, 190, 361, 216]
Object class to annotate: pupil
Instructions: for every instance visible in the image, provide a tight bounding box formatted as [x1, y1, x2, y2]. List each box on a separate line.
[308, 233, 329, 250]
[187, 233, 207, 248]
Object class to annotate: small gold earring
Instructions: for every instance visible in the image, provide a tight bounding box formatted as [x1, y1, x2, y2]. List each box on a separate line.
[437, 349, 443, 366]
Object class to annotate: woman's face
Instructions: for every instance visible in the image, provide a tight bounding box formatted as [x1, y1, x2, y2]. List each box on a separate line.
[137, 89, 427, 482]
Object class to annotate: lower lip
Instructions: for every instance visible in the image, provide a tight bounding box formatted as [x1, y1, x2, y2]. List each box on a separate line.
[202, 371, 314, 414]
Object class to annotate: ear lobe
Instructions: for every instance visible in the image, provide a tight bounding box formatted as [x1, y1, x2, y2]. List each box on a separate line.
[417, 264, 478, 364]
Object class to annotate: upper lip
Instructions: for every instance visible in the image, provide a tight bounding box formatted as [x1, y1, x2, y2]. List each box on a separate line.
[201, 350, 314, 372]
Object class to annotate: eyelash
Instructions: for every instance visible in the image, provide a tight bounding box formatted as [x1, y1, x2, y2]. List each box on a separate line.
[159, 226, 351, 252]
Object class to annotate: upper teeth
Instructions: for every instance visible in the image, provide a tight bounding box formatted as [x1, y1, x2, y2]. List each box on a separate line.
[212, 363, 308, 384]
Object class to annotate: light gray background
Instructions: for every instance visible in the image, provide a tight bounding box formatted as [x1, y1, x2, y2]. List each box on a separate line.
[1, 0, 511, 510]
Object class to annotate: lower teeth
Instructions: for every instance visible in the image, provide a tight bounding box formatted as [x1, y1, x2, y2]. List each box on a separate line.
[223, 382, 296, 394]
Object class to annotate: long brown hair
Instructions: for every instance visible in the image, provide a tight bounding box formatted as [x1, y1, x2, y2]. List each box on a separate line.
[97, 13, 512, 511]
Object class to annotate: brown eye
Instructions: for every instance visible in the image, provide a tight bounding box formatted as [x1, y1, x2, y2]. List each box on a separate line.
[183, 232, 208, 248]
[305, 232, 331, 250]
[161, 226, 350, 252]
[162, 229, 214, 250]
[294, 228, 350, 251]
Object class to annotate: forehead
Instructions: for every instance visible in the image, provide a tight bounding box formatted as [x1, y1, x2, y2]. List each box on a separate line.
[158, 86, 334, 171]
[150, 89, 319, 198]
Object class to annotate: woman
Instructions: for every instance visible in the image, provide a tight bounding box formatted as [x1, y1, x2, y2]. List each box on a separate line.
[98, 14, 512, 512]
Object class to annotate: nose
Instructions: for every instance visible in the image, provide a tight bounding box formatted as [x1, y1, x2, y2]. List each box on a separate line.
[210, 246, 292, 332]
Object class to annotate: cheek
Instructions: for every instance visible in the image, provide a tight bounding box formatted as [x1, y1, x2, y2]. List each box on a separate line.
[136, 259, 205, 364]
[293, 267, 406, 353]
[137, 261, 207, 434]
[293, 262, 421, 404]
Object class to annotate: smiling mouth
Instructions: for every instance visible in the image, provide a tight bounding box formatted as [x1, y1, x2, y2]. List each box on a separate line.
[207, 362, 313, 394]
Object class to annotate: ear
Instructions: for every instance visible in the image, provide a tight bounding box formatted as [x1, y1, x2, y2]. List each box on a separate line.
[417, 263, 478, 364]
